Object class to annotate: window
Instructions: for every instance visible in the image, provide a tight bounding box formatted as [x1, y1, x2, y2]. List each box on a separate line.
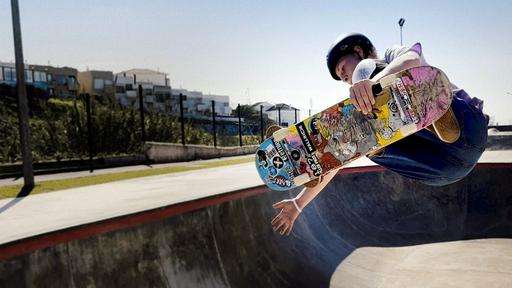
[4, 68, 15, 81]
[93, 79, 104, 90]
[67, 76, 76, 85]
[56, 75, 67, 85]
[104, 80, 113, 86]
[47, 74, 52, 82]
[25, 70, 33, 83]
[34, 71, 44, 82]
[0, 67, 3, 81]
[125, 84, 133, 90]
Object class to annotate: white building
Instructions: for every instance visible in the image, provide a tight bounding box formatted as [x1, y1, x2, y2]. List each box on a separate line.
[173, 88, 231, 116]
[114, 69, 172, 113]
[121, 68, 169, 86]
[113, 69, 232, 117]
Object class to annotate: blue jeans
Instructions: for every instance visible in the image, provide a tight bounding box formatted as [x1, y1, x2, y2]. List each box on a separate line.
[369, 90, 488, 186]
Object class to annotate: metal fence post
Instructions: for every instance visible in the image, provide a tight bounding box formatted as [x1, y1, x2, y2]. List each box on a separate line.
[260, 105, 264, 142]
[237, 104, 242, 147]
[212, 100, 217, 147]
[85, 93, 94, 167]
[294, 108, 298, 123]
[138, 85, 146, 143]
[179, 93, 185, 145]
[278, 106, 281, 126]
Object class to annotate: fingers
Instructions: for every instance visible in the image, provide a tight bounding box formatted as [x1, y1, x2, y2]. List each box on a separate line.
[363, 83, 375, 106]
[349, 80, 375, 115]
[271, 200, 299, 236]
[271, 211, 294, 235]
[273, 218, 288, 234]
[271, 211, 282, 225]
[349, 86, 359, 111]
[285, 222, 294, 235]
[356, 84, 372, 114]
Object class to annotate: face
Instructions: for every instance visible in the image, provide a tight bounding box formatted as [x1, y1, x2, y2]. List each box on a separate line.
[335, 53, 361, 84]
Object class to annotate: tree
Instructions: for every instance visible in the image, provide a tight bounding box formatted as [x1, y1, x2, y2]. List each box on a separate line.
[231, 104, 259, 120]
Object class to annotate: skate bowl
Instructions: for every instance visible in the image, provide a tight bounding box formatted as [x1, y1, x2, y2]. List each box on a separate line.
[0, 163, 511, 287]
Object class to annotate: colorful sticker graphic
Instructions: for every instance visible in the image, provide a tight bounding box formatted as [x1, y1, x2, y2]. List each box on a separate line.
[271, 175, 292, 188]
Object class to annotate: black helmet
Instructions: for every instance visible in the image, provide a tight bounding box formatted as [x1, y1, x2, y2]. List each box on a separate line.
[326, 33, 374, 80]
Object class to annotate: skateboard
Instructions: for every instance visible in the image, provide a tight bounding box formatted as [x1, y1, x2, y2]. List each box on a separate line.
[256, 66, 453, 191]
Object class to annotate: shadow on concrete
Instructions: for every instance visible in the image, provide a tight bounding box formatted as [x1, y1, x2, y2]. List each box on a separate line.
[0, 185, 34, 214]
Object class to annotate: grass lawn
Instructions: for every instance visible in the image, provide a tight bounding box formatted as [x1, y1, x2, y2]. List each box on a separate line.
[0, 157, 253, 200]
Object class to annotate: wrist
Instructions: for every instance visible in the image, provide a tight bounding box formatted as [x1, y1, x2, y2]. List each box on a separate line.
[292, 199, 302, 213]
[294, 196, 306, 211]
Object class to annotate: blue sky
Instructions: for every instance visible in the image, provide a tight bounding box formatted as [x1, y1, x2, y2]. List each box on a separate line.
[1, 0, 511, 123]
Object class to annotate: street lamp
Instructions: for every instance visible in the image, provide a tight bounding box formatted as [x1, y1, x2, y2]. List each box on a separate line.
[398, 18, 405, 45]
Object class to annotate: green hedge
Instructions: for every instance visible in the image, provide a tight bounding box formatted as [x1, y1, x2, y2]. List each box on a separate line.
[0, 92, 263, 164]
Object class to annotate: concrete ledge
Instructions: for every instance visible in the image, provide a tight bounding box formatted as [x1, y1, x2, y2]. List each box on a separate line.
[486, 134, 512, 150]
[0, 154, 148, 179]
[145, 142, 258, 163]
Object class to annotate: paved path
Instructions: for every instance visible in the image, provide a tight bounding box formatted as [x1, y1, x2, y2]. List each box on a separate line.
[0, 155, 253, 187]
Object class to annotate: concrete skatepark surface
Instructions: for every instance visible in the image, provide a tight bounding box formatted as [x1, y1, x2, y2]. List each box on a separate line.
[0, 162, 511, 287]
[331, 238, 512, 288]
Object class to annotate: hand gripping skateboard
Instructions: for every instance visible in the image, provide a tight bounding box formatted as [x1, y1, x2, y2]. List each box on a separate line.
[255, 66, 453, 191]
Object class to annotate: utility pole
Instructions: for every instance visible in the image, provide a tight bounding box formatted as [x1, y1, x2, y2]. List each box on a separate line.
[11, 0, 34, 188]
[398, 18, 405, 45]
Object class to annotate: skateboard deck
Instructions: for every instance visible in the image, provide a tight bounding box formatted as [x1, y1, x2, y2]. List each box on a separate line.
[256, 66, 453, 191]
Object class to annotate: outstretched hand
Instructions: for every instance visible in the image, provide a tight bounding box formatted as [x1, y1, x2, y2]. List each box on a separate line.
[271, 199, 301, 236]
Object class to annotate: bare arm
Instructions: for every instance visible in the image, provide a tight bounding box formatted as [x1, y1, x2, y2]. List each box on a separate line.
[295, 168, 340, 210]
[372, 50, 421, 81]
[271, 167, 341, 235]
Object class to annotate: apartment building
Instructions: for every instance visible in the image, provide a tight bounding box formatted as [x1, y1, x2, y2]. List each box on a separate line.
[29, 65, 79, 98]
[77, 70, 115, 100]
[114, 69, 172, 113]
[172, 88, 231, 117]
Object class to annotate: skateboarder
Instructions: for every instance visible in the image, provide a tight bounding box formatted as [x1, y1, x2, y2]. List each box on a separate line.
[272, 33, 489, 235]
